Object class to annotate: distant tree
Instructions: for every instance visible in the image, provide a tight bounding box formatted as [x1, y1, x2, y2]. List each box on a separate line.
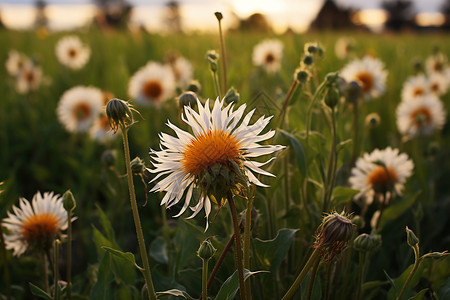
[232, 13, 273, 33]
[163, 1, 182, 33]
[381, 0, 415, 31]
[441, 0, 450, 28]
[309, 0, 361, 31]
[93, 0, 132, 29]
[34, 0, 48, 29]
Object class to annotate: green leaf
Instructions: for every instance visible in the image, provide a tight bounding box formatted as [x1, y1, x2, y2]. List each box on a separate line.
[215, 269, 267, 300]
[91, 252, 114, 300]
[408, 288, 428, 300]
[436, 276, 450, 299]
[253, 228, 298, 273]
[362, 280, 390, 292]
[387, 259, 430, 300]
[29, 283, 53, 300]
[378, 191, 421, 231]
[95, 204, 115, 241]
[92, 225, 117, 259]
[102, 246, 142, 271]
[331, 186, 359, 207]
[150, 236, 169, 264]
[278, 129, 307, 178]
[336, 139, 352, 152]
[156, 289, 195, 299]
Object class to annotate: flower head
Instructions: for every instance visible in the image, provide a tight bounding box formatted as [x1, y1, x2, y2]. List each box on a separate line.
[15, 61, 43, 94]
[252, 39, 284, 74]
[55, 36, 90, 70]
[425, 52, 447, 75]
[149, 98, 284, 229]
[349, 147, 414, 204]
[335, 37, 355, 60]
[2, 192, 70, 256]
[57, 86, 103, 133]
[164, 54, 193, 88]
[396, 94, 446, 139]
[128, 61, 176, 107]
[428, 72, 448, 96]
[340, 55, 387, 100]
[401, 73, 430, 102]
[5, 50, 29, 76]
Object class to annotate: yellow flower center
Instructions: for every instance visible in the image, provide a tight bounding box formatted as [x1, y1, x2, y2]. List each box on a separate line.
[367, 166, 398, 190]
[142, 80, 163, 100]
[182, 130, 241, 176]
[355, 72, 374, 93]
[410, 107, 432, 125]
[72, 102, 92, 121]
[21, 213, 59, 242]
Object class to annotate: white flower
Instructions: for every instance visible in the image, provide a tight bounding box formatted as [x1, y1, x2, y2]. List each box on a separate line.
[396, 94, 446, 138]
[425, 52, 447, 75]
[166, 55, 193, 88]
[252, 39, 284, 74]
[89, 112, 118, 142]
[335, 37, 354, 60]
[57, 86, 103, 133]
[401, 73, 429, 102]
[149, 98, 285, 229]
[428, 72, 448, 96]
[15, 61, 43, 94]
[2, 192, 69, 256]
[55, 36, 90, 70]
[5, 50, 29, 76]
[340, 55, 388, 100]
[128, 61, 176, 107]
[349, 147, 414, 205]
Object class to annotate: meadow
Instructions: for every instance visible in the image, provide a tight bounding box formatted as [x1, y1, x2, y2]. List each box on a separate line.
[0, 23, 450, 300]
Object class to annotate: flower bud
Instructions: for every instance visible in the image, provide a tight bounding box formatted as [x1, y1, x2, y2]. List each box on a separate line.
[346, 81, 361, 103]
[371, 233, 382, 249]
[422, 251, 448, 260]
[178, 91, 198, 109]
[351, 215, 365, 229]
[223, 87, 240, 105]
[353, 233, 374, 252]
[63, 190, 76, 212]
[294, 68, 309, 84]
[302, 54, 314, 66]
[101, 149, 116, 168]
[214, 12, 223, 21]
[324, 85, 340, 108]
[131, 157, 146, 175]
[406, 226, 419, 248]
[365, 113, 381, 128]
[305, 43, 317, 54]
[106, 98, 134, 133]
[197, 239, 217, 261]
[186, 80, 202, 94]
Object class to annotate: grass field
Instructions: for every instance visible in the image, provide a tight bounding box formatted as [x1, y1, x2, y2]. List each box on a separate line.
[0, 26, 450, 299]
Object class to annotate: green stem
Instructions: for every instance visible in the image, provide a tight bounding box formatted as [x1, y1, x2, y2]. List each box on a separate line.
[306, 255, 320, 300]
[350, 100, 359, 168]
[397, 245, 421, 300]
[322, 107, 338, 212]
[0, 224, 12, 300]
[274, 80, 298, 129]
[357, 252, 368, 300]
[207, 233, 234, 291]
[211, 70, 221, 99]
[306, 81, 327, 144]
[66, 209, 72, 300]
[202, 259, 209, 300]
[121, 127, 157, 300]
[217, 17, 227, 93]
[228, 193, 247, 300]
[282, 248, 321, 300]
[243, 197, 254, 300]
[54, 240, 60, 300]
[41, 251, 49, 293]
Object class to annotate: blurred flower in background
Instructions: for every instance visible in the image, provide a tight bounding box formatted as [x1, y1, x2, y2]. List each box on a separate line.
[55, 35, 91, 70]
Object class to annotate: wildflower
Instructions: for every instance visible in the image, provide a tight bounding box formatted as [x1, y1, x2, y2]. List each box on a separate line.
[349, 147, 414, 204]
[396, 94, 446, 139]
[428, 72, 448, 96]
[5, 50, 28, 76]
[105, 98, 134, 133]
[15, 61, 43, 94]
[401, 73, 430, 102]
[55, 36, 90, 70]
[425, 52, 447, 75]
[252, 39, 283, 74]
[2, 192, 70, 256]
[128, 61, 176, 107]
[340, 55, 387, 100]
[149, 98, 284, 229]
[89, 112, 118, 142]
[365, 113, 381, 128]
[164, 54, 193, 88]
[335, 37, 355, 60]
[57, 86, 103, 133]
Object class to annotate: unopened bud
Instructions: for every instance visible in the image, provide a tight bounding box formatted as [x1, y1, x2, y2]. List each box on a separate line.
[197, 239, 217, 261]
[406, 226, 419, 248]
[346, 81, 361, 103]
[324, 86, 340, 108]
[106, 98, 134, 133]
[63, 190, 76, 212]
[186, 80, 201, 94]
[214, 12, 223, 21]
[302, 54, 314, 66]
[365, 113, 380, 128]
[317, 211, 354, 248]
[295, 68, 309, 84]
[131, 157, 146, 175]
[351, 215, 365, 229]
[305, 43, 317, 54]
[206, 50, 219, 62]
[223, 87, 240, 105]
[353, 233, 374, 252]
[178, 91, 198, 109]
[101, 150, 116, 168]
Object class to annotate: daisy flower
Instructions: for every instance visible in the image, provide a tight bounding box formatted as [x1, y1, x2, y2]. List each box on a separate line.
[396, 94, 446, 138]
[401, 73, 429, 102]
[340, 55, 388, 100]
[55, 36, 90, 70]
[252, 39, 284, 74]
[425, 52, 447, 75]
[149, 98, 285, 229]
[5, 50, 29, 76]
[349, 147, 414, 205]
[57, 86, 103, 133]
[128, 61, 176, 107]
[428, 72, 448, 96]
[165, 54, 193, 88]
[334, 37, 355, 60]
[90, 112, 118, 142]
[15, 61, 43, 94]
[2, 192, 70, 256]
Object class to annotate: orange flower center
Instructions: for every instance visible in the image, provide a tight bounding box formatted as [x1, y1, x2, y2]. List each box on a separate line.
[367, 166, 398, 190]
[68, 48, 77, 58]
[25, 71, 35, 83]
[182, 130, 241, 176]
[355, 72, 374, 93]
[72, 102, 92, 121]
[142, 80, 163, 100]
[99, 114, 111, 130]
[413, 87, 424, 97]
[265, 53, 275, 63]
[433, 61, 442, 72]
[21, 213, 59, 242]
[410, 107, 432, 125]
[430, 83, 439, 92]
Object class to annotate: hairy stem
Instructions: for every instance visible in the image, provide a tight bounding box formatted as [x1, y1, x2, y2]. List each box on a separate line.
[397, 245, 421, 300]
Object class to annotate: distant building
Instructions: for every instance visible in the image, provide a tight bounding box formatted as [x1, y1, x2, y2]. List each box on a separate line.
[308, 0, 361, 31]
[231, 13, 273, 33]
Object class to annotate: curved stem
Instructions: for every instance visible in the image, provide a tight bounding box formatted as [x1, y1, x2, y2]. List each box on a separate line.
[282, 248, 321, 300]
[306, 255, 320, 300]
[397, 245, 421, 300]
[206, 233, 234, 292]
[121, 127, 157, 300]
[227, 193, 247, 300]
[243, 197, 254, 300]
[322, 107, 338, 212]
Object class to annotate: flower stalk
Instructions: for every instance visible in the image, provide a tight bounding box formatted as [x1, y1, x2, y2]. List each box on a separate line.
[243, 196, 254, 300]
[0, 223, 12, 300]
[63, 190, 76, 300]
[215, 12, 228, 93]
[53, 240, 60, 300]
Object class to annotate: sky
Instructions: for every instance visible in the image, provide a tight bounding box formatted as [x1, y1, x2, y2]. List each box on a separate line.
[0, 0, 447, 32]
